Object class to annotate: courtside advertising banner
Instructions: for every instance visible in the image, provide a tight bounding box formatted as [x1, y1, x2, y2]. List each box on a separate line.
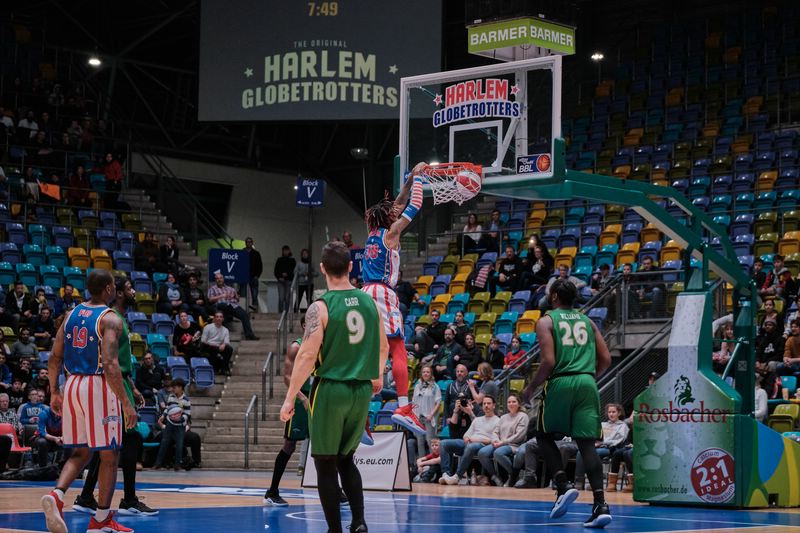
[199, 0, 442, 121]
[302, 432, 411, 491]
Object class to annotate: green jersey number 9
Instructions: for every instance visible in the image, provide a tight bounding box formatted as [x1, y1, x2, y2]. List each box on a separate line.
[346, 309, 366, 344]
[558, 320, 589, 346]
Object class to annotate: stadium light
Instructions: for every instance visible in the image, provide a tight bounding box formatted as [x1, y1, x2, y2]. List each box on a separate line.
[88, 55, 102, 67]
[591, 52, 604, 83]
[590, 52, 604, 62]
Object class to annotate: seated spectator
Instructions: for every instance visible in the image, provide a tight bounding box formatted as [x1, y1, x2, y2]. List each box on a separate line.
[65, 165, 92, 208]
[504, 336, 526, 370]
[35, 404, 69, 467]
[413, 309, 446, 357]
[575, 403, 629, 488]
[134, 232, 165, 275]
[173, 311, 202, 360]
[539, 265, 587, 310]
[293, 248, 314, 313]
[477, 393, 529, 486]
[468, 362, 499, 416]
[484, 337, 505, 370]
[414, 438, 441, 483]
[157, 273, 186, 316]
[33, 288, 47, 314]
[478, 209, 503, 252]
[7, 378, 26, 409]
[103, 152, 125, 209]
[751, 258, 767, 290]
[0, 353, 10, 391]
[448, 310, 472, 346]
[424, 327, 461, 380]
[755, 374, 768, 423]
[6, 281, 37, 327]
[32, 368, 51, 404]
[462, 213, 483, 253]
[778, 319, 800, 388]
[0, 392, 22, 473]
[156, 374, 173, 412]
[759, 298, 784, 333]
[17, 110, 38, 138]
[444, 365, 472, 440]
[134, 352, 165, 404]
[411, 365, 440, 458]
[439, 396, 501, 485]
[394, 270, 418, 317]
[13, 358, 33, 387]
[201, 311, 234, 374]
[758, 254, 785, 302]
[30, 307, 55, 351]
[53, 283, 79, 318]
[631, 257, 665, 318]
[10, 329, 37, 370]
[521, 244, 555, 289]
[18, 388, 44, 426]
[183, 274, 211, 321]
[207, 272, 258, 340]
[512, 434, 575, 489]
[456, 333, 482, 371]
[159, 236, 182, 273]
[490, 246, 524, 295]
[591, 263, 614, 298]
[712, 321, 735, 375]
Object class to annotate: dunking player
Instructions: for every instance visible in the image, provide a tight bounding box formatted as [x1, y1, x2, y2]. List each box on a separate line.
[73, 278, 158, 517]
[281, 242, 388, 533]
[526, 279, 613, 528]
[41, 269, 138, 533]
[361, 161, 426, 435]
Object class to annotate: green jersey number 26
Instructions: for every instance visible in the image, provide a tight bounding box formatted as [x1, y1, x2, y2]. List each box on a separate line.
[346, 310, 366, 344]
[558, 320, 588, 346]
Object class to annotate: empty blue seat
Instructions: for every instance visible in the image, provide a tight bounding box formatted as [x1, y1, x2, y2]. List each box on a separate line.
[422, 256, 443, 276]
[63, 266, 86, 291]
[447, 293, 470, 314]
[27, 224, 50, 247]
[0, 243, 21, 265]
[131, 271, 153, 294]
[151, 313, 175, 337]
[519, 332, 537, 351]
[587, 307, 608, 331]
[39, 265, 63, 289]
[476, 252, 497, 271]
[96, 229, 117, 252]
[191, 357, 215, 388]
[0, 262, 15, 286]
[113, 250, 134, 272]
[127, 311, 151, 336]
[52, 226, 73, 248]
[429, 275, 451, 297]
[508, 291, 530, 313]
[117, 231, 135, 254]
[147, 333, 172, 360]
[5, 223, 26, 246]
[166, 355, 191, 382]
[494, 312, 519, 335]
[100, 211, 118, 229]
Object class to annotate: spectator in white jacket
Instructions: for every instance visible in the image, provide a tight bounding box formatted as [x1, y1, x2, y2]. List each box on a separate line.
[755, 374, 768, 423]
[477, 393, 529, 486]
[439, 396, 500, 485]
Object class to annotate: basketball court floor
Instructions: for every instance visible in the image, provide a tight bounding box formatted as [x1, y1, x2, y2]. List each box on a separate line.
[1, 470, 799, 532]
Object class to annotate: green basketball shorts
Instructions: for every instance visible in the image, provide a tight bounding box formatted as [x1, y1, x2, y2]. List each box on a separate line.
[283, 396, 309, 441]
[537, 373, 601, 440]
[309, 378, 372, 456]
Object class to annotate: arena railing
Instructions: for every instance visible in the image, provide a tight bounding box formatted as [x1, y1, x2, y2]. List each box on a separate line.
[243, 393, 259, 469]
[261, 351, 275, 421]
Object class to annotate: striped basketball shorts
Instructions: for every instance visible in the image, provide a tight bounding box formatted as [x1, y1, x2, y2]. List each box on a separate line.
[362, 283, 403, 338]
[62, 374, 123, 450]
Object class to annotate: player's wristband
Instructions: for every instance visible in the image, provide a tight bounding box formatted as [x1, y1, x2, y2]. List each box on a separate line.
[401, 177, 424, 221]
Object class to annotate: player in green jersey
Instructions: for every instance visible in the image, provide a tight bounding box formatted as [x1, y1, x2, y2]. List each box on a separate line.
[527, 279, 612, 528]
[281, 241, 388, 533]
[73, 278, 158, 517]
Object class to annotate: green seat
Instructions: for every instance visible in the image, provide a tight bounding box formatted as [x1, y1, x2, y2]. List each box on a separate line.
[783, 210, 800, 232]
[439, 254, 460, 276]
[768, 404, 799, 433]
[488, 291, 512, 314]
[467, 292, 491, 315]
[473, 312, 498, 337]
[754, 232, 779, 258]
[754, 211, 778, 236]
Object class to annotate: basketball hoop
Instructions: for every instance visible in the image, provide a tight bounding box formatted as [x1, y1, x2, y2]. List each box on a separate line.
[420, 162, 483, 205]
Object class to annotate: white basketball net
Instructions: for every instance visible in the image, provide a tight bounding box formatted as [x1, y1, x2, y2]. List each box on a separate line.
[421, 163, 483, 205]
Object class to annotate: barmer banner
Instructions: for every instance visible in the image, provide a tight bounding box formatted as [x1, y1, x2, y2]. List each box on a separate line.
[199, 0, 442, 121]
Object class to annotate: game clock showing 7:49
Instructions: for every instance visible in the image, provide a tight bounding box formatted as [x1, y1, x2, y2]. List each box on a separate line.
[308, 1, 338, 16]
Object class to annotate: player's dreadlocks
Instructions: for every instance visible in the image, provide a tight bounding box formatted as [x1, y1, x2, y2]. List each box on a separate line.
[365, 192, 397, 231]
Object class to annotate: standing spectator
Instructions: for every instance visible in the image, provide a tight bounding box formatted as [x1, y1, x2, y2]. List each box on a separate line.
[0, 353, 11, 391]
[457, 333, 482, 371]
[183, 274, 210, 321]
[479, 209, 503, 252]
[439, 396, 501, 485]
[504, 336, 526, 371]
[10, 327, 37, 367]
[6, 281, 37, 327]
[159, 236, 181, 273]
[154, 405, 187, 471]
[8, 378, 26, 409]
[462, 213, 483, 253]
[395, 271, 418, 317]
[244, 237, 263, 311]
[485, 337, 505, 370]
[207, 272, 258, 340]
[103, 152, 124, 209]
[164, 378, 201, 468]
[411, 365, 441, 458]
[341, 231, 359, 250]
[477, 393, 529, 486]
[273, 245, 296, 314]
[490, 246, 524, 295]
[35, 405, 69, 467]
[294, 249, 314, 313]
[468, 363, 500, 415]
[444, 364, 473, 440]
[173, 312, 202, 360]
[157, 273, 185, 316]
[427, 327, 461, 380]
[200, 311, 234, 374]
[632, 257, 665, 318]
[65, 165, 92, 208]
[135, 352, 165, 404]
[30, 307, 56, 351]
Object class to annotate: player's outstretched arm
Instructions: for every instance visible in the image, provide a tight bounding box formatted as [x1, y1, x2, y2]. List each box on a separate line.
[590, 320, 611, 378]
[393, 161, 426, 213]
[387, 167, 426, 247]
[525, 316, 556, 396]
[101, 311, 137, 430]
[281, 301, 326, 421]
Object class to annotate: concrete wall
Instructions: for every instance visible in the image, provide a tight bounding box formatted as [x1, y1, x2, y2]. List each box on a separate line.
[130, 154, 367, 283]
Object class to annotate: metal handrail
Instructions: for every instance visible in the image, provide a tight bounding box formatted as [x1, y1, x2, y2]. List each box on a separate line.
[261, 351, 274, 421]
[597, 319, 674, 393]
[722, 339, 747, 380]
[243, 394, 259, 469]
[276, 310, 288, 356]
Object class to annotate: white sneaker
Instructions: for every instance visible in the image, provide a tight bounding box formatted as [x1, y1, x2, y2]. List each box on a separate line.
[551, 488, 580, 519]
[445, 473, 460, 486]
[458, 476, 469, 486]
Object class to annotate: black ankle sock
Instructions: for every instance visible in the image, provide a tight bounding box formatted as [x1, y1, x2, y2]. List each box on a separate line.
[269, 450, 292, 494]
[553, 470, 569, 493]
[593, 489, 606, 506]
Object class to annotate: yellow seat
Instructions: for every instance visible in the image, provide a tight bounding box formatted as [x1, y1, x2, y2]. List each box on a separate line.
[90, 248, 113, 270]
[135, 293, 156, 315]
[68, 247, 91, 270]
[516, 310, 541, 334]
[448, 272, 469, 295]
[413, 275, 434, 296]
[757, 171, 777, 192]
[129, 332, 146, 359]
[599, 224, 622, 247]
[639, 223, 661, 244]
[428, 294, 452, 316]
[660, 240, 682, 264]
[467, 292, 491, 315]
[474, 333, 492, 353]
[616, 243, 641, 266]
[779, 231, 800, 256]
[554, 246, 577, 268]
[457, 254, 478, 275]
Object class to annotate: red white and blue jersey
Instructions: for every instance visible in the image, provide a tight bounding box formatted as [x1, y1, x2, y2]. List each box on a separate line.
[362, 228, 400, 287]
[64, 303, 113, 376]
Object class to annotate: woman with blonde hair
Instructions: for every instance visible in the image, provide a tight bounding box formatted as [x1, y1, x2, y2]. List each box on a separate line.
[469, 362, 499, 416]
[412, 365, 441, 456]
[477, 393, 529, 486]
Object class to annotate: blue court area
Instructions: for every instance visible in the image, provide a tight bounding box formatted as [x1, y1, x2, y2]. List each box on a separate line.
[2, 480, 800, 532]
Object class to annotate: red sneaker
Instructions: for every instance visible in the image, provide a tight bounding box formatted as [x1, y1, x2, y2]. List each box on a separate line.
[391, 404, 426, 436]
[41, 490, 67, 533]
[87, 511, 134, 533]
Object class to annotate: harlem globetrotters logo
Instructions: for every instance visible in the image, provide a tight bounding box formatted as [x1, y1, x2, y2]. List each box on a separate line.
[690, 448, 735, 503]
